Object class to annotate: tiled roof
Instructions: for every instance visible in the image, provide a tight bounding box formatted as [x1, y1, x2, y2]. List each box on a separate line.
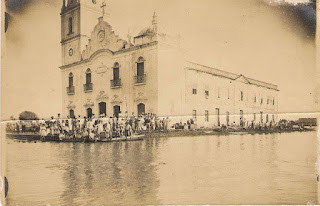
[186, 62, 279, 91]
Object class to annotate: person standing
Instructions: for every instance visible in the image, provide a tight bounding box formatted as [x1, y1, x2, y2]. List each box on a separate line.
[125, 122, 132, 139]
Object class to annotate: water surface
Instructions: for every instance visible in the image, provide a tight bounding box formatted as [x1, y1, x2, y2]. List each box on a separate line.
[6, 132, 317, 205]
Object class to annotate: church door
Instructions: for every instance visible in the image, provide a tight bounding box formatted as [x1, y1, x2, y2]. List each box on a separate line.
[137, 103, 145, 116]
[69, 109, 75, 119]
[87, 108, 93, 118]
[99, 102, 106, 117]
[113, 105, 120, 118]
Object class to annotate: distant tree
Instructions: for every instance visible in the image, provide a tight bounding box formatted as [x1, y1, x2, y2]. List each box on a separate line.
[19, 111, 39, 120]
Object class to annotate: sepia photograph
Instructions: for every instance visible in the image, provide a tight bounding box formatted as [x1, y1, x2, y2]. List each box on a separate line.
[1, 0, 320, 205]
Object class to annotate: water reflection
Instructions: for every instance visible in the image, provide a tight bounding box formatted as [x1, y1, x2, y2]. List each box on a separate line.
[6, 132, 317, 205]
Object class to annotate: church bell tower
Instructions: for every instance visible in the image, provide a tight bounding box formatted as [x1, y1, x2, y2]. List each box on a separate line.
[60, 0, 103, 66]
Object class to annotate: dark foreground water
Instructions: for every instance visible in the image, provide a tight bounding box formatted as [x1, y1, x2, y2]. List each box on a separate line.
[6, 132, 318, 205]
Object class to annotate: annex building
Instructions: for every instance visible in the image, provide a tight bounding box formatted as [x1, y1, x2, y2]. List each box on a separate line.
[60, 0, 279, 127]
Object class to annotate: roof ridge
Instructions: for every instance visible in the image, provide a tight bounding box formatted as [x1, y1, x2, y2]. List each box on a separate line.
[186, 61, 278, 90]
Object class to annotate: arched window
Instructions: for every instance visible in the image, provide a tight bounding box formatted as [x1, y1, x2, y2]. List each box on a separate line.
[68, 72, 73, 87]
[68, 17, 73, 34]
[99, 102, 106, 117]
[137, 57, 145, 76]
[137, 103, 145, 116]
[86, 68, 91, 84]
[113, 62, 120, 80]
[69, 109, 75, 119]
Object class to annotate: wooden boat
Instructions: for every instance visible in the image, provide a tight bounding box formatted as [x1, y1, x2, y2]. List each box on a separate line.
[6, 132, 145, 143]
[229, 131, 249, 135]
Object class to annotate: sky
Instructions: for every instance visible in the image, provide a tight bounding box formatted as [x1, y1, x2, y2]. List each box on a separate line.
[2, 0, 318, 120]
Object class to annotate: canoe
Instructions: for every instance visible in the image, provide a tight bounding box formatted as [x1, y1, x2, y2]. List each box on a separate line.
[229, 132, 248, 135]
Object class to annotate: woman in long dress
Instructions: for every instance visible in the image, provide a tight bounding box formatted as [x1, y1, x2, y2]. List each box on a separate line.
[106, 122, 111, 139]
[97, 120, 104, 140]
[125, 122, 132, 139]
[40, 123, 48, 141]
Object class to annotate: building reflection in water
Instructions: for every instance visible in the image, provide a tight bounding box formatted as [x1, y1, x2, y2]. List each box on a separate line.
[58, 139, 161, 205]
[6, 132, 317, 205]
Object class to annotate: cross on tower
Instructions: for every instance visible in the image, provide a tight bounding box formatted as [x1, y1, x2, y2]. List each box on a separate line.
[101, 1, 106, 17]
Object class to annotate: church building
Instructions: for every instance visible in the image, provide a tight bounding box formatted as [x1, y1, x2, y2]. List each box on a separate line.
[60, 0, 279, 127]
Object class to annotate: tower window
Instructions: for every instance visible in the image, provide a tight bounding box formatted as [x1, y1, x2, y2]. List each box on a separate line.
[68, 72, 73, 87]
[137, 57, 145, 76]
[68, 17, 73, 34]
[86, 68, 92, 84]
[113, 62, 120, 80]
[240, 91, 244, 101]
[205, 90, 209, 97]
[69, 48, 74, 56]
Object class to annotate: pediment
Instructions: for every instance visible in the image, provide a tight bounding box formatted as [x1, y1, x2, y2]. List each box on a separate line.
[110, 94, 123, 105]
[67, 101, 76, 109]
[96, 91, 109, 102]
[234, 75, 250, 84]
[84, 98, 94, 108]
[82, 18, 127, 60]
[135, 92, 148, 102]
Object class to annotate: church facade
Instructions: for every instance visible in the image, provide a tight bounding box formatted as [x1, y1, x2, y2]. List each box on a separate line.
[60, 0, 279, 127]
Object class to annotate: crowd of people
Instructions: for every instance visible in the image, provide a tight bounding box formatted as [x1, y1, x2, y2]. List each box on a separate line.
[7, 113, 171, 141]
[6, 112, 312, 141]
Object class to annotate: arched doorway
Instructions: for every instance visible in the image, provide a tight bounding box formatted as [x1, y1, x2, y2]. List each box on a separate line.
[113, 105, 120, 118]
[87, 108, 93, 118]
[69, 109, 75, 119]
[99, 102, 106, 117]
[137, 103, 145, 116]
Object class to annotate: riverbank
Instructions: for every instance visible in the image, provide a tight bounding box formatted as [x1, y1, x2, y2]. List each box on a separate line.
[6, 126, 316, 143]
[143, 127, 316, 139]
